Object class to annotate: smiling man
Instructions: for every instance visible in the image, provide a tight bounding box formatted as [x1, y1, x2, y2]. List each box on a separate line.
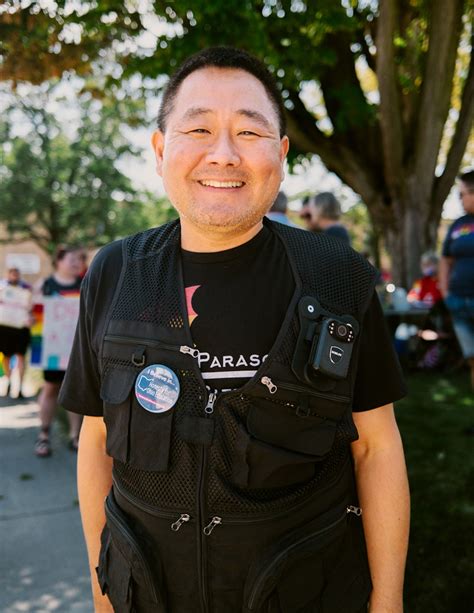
[59, 47, 409, 613]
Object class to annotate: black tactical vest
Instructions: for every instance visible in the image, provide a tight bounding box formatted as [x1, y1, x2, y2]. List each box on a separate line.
[96, 219, 377, 613]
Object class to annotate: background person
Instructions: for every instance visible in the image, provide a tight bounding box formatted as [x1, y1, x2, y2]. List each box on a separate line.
[300, 191, 351, 243]
[34, 246, 83, 457]
[407, 252, 443, 308]
[0, 267, 32, 398]
[265, 190, 297, 226]
[439, 170, 474, 389]
[406, 253, 452, 370]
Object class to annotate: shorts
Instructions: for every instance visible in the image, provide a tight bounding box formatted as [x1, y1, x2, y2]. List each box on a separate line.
[445, 294, 474, 359]
[43, 369, 66, 384]
[0, 325, 31, 357]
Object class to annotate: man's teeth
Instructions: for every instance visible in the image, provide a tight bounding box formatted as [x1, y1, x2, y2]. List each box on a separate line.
[200, 180, 243, 188]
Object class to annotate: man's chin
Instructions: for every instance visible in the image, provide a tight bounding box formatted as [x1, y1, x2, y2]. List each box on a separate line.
[186, 213, 263, 233]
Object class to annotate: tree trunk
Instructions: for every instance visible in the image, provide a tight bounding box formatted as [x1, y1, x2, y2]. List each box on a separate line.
[382, 198, 440, 289]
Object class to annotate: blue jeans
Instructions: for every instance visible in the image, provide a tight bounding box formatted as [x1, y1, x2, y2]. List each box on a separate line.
[445, 294, 474, 359]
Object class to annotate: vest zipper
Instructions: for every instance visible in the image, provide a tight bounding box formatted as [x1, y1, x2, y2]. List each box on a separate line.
[203, 516, 222, 535]
[216, 503, 361, 526]
[113, 480, 193, 529]
[105, 495, 161, 605]
[247, 506, 360, 609]
[116, 470, 359, 528]
[198, 388, 218, 612]
[204, 390, 218, 414]
[260, 376, 350, 403]
[104, 334, 200, 358]
[171, 513, 191, 531]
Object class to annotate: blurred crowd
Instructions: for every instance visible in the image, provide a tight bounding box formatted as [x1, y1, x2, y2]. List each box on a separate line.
[0, 245, 87, 456]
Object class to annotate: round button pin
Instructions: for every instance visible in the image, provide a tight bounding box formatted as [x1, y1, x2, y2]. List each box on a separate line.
[135, 364, 180, 413]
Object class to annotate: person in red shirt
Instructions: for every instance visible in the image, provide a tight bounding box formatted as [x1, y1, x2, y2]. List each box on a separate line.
[408, 252, 442, 308]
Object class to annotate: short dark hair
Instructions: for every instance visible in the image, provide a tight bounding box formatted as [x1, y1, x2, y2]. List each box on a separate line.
[311, 192, 342, 220]
[459, 170, 474, 189]
[53, 245, 80, 267]
[157, 46, 286, 137]
[270, 191, 288, 213]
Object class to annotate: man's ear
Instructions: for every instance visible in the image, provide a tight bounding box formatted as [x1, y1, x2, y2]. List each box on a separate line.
[280, 135, 290, 162]
[151, 130, 165, 176]
[280, 135, 290, 181]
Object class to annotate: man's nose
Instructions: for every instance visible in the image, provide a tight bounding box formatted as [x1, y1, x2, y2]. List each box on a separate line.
[205, 132, 241, 166]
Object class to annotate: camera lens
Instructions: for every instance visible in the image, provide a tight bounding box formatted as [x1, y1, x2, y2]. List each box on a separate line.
[337, 324, 348, 338]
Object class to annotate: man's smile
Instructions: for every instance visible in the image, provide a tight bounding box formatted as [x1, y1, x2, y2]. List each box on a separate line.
[198, 179, 245, 189]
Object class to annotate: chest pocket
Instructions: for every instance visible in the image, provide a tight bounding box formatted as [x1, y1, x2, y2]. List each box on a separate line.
[234, 380, 352, 489]
[99, 335, 193, 472]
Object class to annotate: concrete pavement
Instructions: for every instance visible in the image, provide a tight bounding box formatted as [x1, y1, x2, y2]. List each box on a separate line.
[0, 387, 93, 612]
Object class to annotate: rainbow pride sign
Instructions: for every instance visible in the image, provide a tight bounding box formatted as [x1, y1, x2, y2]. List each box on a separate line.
[30, 295, 80, 370]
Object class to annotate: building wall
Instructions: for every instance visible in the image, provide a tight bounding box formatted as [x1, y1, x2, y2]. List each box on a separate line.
[0, 239, 98, 287]
[0, 240, 52, 287]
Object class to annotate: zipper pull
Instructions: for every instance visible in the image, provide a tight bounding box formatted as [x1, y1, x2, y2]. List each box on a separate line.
[180, 345, 200, 358]
[171, 513, 191, 532]
[261, 376, 277, 394]
[347, 505, 362, 516]
[205, 390, 218, 414]
[203, 516, 222, 536]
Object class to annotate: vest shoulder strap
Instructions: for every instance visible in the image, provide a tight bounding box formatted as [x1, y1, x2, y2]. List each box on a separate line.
[270, 221, 377, 318]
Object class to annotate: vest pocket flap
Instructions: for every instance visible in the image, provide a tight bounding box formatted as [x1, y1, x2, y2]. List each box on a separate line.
[247, 399, 337, 456]
[99, 536, 132, 605]
[104, 493, 163, 606]
[101, 369, 137, 404]
[235, 432, 318, 489]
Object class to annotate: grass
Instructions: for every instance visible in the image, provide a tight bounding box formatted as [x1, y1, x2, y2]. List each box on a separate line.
[396, 370, 474, 612]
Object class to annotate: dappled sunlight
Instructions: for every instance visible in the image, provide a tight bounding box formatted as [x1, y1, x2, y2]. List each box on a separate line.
[0, 402, 40, 429]
[5, 573, 91, 612]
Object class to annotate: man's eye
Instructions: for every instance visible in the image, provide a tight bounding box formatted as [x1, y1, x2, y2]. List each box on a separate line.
[189, 128, 210, 134]
[239, 130, 258, 136]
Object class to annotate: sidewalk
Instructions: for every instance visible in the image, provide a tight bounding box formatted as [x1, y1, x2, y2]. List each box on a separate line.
[0, 387, 93, 612]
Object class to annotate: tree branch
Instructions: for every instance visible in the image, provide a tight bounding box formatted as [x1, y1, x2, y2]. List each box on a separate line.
[317, 30, 379, 165]
[287, 93, 389, 222]
[412, 0, 465, 200]
[375, 0, 404, 201]
[432, 33, 474, 219]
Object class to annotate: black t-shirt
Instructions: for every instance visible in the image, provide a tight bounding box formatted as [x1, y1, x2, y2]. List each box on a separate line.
[181, 227, 294, 390]
[59, 228, 406, 416]
[41, 275, 82, 296]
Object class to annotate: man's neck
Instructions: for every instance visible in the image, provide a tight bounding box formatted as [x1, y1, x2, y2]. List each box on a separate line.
[180, 219, 264, 253]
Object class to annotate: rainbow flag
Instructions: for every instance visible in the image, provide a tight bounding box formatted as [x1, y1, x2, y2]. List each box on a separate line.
[30, 303, 44, 367]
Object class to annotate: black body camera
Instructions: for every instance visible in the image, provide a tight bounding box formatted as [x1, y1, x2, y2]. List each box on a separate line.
[291, 297, 359, 385]
[310, 318, 355, 380]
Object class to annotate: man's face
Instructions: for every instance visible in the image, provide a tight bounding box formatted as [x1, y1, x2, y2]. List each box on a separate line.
[57, 251, 82, 277]
[152, 67, 289, 234]
[7, 268, 20, 284]
[459, 181, 474, 215]
[299, 202, 321, 231]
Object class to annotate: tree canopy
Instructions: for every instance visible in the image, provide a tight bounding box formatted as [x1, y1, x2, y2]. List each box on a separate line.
[0, 85, 174, 252]
[1, 0, 473, 285]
